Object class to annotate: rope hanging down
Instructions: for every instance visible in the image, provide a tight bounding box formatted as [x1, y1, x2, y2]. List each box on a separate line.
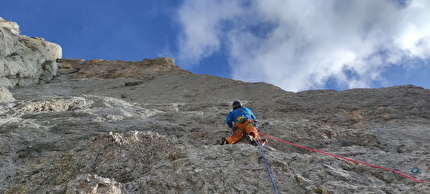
[259, 132, 424, 184]
[257, 140, 279, 194]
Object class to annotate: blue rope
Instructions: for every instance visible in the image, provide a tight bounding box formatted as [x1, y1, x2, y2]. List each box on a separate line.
[257, 141, 279, 194]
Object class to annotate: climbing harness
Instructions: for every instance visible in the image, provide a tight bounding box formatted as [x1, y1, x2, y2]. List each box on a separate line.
[258, 132, 425, 184]
[257, 138, 278, 194]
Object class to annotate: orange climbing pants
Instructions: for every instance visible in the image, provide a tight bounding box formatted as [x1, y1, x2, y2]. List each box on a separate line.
[225, 119, 260, 144]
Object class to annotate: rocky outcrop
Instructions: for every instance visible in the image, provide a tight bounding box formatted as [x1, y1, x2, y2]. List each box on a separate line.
[0, 17, 62, 88]
[0, 86, 14, 102]
[65, 174, 122, 194]
[57, 57, 191, 79]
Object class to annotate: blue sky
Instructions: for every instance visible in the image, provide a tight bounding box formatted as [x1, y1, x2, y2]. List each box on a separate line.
[1, 0, 429, 92]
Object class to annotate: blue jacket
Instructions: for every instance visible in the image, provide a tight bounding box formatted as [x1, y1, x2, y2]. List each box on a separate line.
[225, 107, 257, 128]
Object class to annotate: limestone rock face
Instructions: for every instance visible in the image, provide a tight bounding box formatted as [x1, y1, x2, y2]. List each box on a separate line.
[57, 57, 191, 79]
[0, 86, 14, 102]
[2, 72, 429, 193]
[65, 174, 122, 194]
[0, 17, 20, 34]
[0, 17, 62, 88]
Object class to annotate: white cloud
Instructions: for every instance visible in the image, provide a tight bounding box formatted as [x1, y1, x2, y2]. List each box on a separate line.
[175, 0, 244, 66]
[176, 0, 430, 91]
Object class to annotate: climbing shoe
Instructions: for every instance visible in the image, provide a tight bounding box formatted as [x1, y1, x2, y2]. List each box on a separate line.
[218, 138, 227, 145]
[247, 135, 257, 146]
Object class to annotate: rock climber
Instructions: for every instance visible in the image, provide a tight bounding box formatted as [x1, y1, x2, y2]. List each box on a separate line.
[219, 100, 266, 146]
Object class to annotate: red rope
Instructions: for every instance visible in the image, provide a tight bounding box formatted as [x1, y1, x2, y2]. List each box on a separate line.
[259, 132, 425, 184]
